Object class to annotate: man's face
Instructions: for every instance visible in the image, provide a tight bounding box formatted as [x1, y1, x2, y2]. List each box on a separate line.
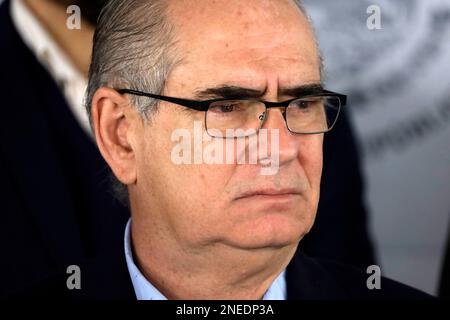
[130, 0, 323, 251]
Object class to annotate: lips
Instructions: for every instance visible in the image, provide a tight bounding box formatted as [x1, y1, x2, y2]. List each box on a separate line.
[234, 188, 302, 201]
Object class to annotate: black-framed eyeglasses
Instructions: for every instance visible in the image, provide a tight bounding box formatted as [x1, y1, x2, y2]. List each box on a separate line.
[117, 88, 347, 138]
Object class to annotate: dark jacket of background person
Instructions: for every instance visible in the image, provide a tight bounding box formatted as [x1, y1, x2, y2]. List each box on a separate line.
[439, 218, 450, 299]
[0, 0, 129, 297]
[0, 0, 375, 297]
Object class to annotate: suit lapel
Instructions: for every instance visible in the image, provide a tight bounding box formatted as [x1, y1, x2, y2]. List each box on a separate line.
[286, 250, 348, 299]
[76, 214, 136, 300]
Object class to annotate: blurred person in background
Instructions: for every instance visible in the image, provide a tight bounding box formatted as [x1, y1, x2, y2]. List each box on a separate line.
[0, 0, 130, 297]
[302, 0, 450, 296]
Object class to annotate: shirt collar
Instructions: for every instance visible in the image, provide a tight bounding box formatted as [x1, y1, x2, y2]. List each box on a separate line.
[124, 219, 287, 300]
[124, 219, 166, 300]
[10, 0, 91, 135]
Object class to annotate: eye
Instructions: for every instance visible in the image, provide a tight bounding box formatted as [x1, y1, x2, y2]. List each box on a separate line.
[295, 101, 311, 109]
[291, 98, 323, 111]
[217, 103, 238, 113]
[209, 101, 245, 114]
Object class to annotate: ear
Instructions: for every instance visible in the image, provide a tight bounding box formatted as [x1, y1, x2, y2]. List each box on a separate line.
[91, 87, 139, 185]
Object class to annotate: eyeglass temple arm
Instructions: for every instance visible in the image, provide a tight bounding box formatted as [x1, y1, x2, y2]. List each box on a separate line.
[117, 88, 209, 111]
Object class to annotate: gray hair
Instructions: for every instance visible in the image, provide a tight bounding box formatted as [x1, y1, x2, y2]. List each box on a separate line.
[85, 0, 320, 205]
[85, 0, 177, 123]
[86, 0, 178, 205]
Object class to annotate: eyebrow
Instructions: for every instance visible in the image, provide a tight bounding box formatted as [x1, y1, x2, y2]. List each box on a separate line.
[193, 83, 325, 100]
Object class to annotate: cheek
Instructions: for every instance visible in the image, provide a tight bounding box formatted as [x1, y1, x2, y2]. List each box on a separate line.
[141, 115, 235, 203]
[135, 117, 237, 238]
[298, 134, 323, 194]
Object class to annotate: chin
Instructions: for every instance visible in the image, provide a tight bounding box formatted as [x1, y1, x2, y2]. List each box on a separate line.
[226, 212, 313, 250]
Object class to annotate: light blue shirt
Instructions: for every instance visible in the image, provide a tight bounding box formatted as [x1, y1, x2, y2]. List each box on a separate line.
[124, 219, 287, 300]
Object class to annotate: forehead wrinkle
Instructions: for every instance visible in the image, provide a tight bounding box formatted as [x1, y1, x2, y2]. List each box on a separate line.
[209, 39, 317, 66]
[165, 0, 321, 95]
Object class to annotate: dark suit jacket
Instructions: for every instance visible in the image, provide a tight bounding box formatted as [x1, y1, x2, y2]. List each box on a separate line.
[0, 0, 129, 297]
[0, 0, 375, 298]
[439, 217, 450, 298]
[22, 217, 430, 300]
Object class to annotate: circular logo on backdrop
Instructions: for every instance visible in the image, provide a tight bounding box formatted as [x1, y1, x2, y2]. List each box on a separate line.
[305, 0, 417, 80]
[304, 0, 450, 159]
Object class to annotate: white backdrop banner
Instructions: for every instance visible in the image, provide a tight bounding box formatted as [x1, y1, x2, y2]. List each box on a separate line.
[304, 0, 450, 294]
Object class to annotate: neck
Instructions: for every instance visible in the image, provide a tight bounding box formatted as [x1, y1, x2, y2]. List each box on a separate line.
[130, 218, 297, 300]
[23, 0, 94, 77]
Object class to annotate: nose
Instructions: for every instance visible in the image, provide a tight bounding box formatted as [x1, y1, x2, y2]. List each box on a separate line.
[260, 107, 299, 167]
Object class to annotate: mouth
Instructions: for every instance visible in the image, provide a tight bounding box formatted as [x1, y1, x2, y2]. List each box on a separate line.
[234, 188, 302, 201]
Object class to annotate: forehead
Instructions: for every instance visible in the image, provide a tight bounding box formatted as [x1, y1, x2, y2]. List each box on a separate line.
[167, 0, 320, 90]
